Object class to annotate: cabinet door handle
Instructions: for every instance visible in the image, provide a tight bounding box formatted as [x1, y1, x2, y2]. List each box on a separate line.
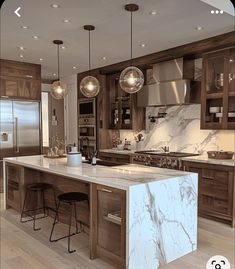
[100, 188, 112, 193]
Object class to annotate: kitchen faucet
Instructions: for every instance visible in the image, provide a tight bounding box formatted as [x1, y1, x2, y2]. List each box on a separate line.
[161, 146, 170, 153]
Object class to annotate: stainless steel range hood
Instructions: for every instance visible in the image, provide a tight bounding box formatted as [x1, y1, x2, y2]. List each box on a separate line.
[137, 58, 200, 107]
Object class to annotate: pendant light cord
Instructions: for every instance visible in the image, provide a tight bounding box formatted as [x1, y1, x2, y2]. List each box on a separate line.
[57, 44, 60, 80]
[130, 10, 133, 66]
[88, 30, 91, 75]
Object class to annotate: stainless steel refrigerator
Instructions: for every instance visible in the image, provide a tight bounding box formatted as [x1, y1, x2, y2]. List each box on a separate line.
[0, 100, 41, 191]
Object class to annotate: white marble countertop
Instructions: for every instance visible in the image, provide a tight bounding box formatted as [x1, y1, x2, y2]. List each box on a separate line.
[4, 155, 194, 190]
[182, 155, 235, 167]
[99, 149, 136, 155]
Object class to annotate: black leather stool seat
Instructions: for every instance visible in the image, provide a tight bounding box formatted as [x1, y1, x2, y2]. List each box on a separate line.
[58, 192, 88, 203]
[27, 183, 53, 191]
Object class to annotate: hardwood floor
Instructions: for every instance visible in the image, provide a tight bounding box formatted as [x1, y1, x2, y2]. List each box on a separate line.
[0, 198, 234, 269]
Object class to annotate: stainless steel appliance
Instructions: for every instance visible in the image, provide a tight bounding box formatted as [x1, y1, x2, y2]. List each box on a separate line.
[78, 98, 96, 158]
[0, 100, 41, 191]
[131, 150, 199, 170]
[78, 98, 96, 120]
[137, 58, 200, 107]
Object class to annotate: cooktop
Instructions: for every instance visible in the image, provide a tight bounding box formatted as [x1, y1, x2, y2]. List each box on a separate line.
[134, 150, 199, 158]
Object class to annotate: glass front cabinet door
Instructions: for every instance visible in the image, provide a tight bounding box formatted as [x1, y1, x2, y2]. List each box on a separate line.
[201, 47, 235, 130]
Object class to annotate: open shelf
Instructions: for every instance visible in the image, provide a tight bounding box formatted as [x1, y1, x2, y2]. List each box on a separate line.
[206, 92, 223, 99]
[103, 215, 122, 226]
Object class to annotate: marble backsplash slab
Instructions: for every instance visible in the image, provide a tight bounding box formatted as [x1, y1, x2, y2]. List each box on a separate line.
[120, 104, 235, 154]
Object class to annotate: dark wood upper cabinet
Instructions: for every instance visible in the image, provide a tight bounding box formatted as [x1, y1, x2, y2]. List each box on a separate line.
[0, 59, 41, 100]
[201, 47, 235, 130]
[107, 73, 145, 131]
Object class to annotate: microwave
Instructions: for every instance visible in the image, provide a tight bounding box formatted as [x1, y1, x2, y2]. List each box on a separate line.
[78, 98, 96, 118]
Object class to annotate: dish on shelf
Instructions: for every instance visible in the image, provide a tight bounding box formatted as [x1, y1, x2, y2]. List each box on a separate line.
[209, 107, 220, 113]
[207, 151, 234, 160]
[228, 112, 235, 117]
[124, 119, 131, 124]
[104, 210, 122, 225]
[215, 113, 222, 118]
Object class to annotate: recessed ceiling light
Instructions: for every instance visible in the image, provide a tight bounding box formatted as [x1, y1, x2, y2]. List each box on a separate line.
[53, 73, 57, 76]
[32, 35, 39, 39]
[215, 10, 219, 14]
[39, 58, 43, 61]
[101, 56, 107, 60]
[21, 25, 29, 29]
[51, 4, 60, 8]
[62, 19, 70, 23]
[196, 26, 203, 31]
[149, 11, 158, 16]
[19, 55, 24, 58]
[72, 66, 77, 69]
[211, 10, 215, 14]
[229, 59, 234, 62]
[220, 10, 224, 14]
[140, 43, 146, 47]
[18, 46, 25, 50]
[61, 46, 66, 50]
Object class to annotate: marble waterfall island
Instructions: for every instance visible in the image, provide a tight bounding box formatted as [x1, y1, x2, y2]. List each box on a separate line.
[3, 156, 198, 269]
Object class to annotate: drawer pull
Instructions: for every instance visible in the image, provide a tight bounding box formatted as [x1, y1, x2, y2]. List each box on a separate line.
[100, 188, 112, 193]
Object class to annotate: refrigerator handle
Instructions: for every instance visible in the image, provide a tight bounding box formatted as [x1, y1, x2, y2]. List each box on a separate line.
[13, 117, 20, 153]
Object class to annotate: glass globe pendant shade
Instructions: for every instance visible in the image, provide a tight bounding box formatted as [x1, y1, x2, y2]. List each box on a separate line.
[80, 76, 100, 98]
[119, 66, 144, 93]
[50, 80, 68, 99]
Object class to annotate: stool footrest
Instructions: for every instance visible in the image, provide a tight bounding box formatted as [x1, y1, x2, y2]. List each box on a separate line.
[50, 230, 81, 242]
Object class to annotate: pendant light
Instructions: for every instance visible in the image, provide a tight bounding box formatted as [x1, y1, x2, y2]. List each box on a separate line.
[80, 25, 100, 98]
[50, 40, 68, 99]
[119, 4, 144, 94]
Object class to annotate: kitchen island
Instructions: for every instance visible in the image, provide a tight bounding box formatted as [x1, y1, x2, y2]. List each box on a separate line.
[3, 155, 198, 269]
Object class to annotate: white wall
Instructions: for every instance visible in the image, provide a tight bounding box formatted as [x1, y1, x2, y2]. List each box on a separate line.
[62, 75, 78, 145]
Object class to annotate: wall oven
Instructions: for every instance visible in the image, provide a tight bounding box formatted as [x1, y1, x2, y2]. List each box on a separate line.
[78, 98, 96, 157]
[78, 98, 95, 119]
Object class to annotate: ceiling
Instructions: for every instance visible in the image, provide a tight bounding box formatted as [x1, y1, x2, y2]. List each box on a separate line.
[1, 0, 234, 79]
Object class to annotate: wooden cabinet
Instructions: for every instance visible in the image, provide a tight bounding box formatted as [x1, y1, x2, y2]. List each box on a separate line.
[107, 73, 145, 131]
[201, 47, 235, 130]
[183, 161, 235, 227]
[5, 164, 22, 211]
[91, 184, 126, 268]
[0, 59, 41, 100]
[98, 152, 131, 165]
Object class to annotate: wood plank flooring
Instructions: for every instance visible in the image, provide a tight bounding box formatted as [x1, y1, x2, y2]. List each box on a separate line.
[0, 196, 234, 269]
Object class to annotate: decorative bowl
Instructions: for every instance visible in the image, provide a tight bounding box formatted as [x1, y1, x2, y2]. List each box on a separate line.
[207, 151, 234, 160]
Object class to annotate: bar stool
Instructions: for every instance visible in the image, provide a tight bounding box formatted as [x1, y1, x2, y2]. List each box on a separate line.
[20, 183, 57, 231]
[49, 192, 89, 253]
